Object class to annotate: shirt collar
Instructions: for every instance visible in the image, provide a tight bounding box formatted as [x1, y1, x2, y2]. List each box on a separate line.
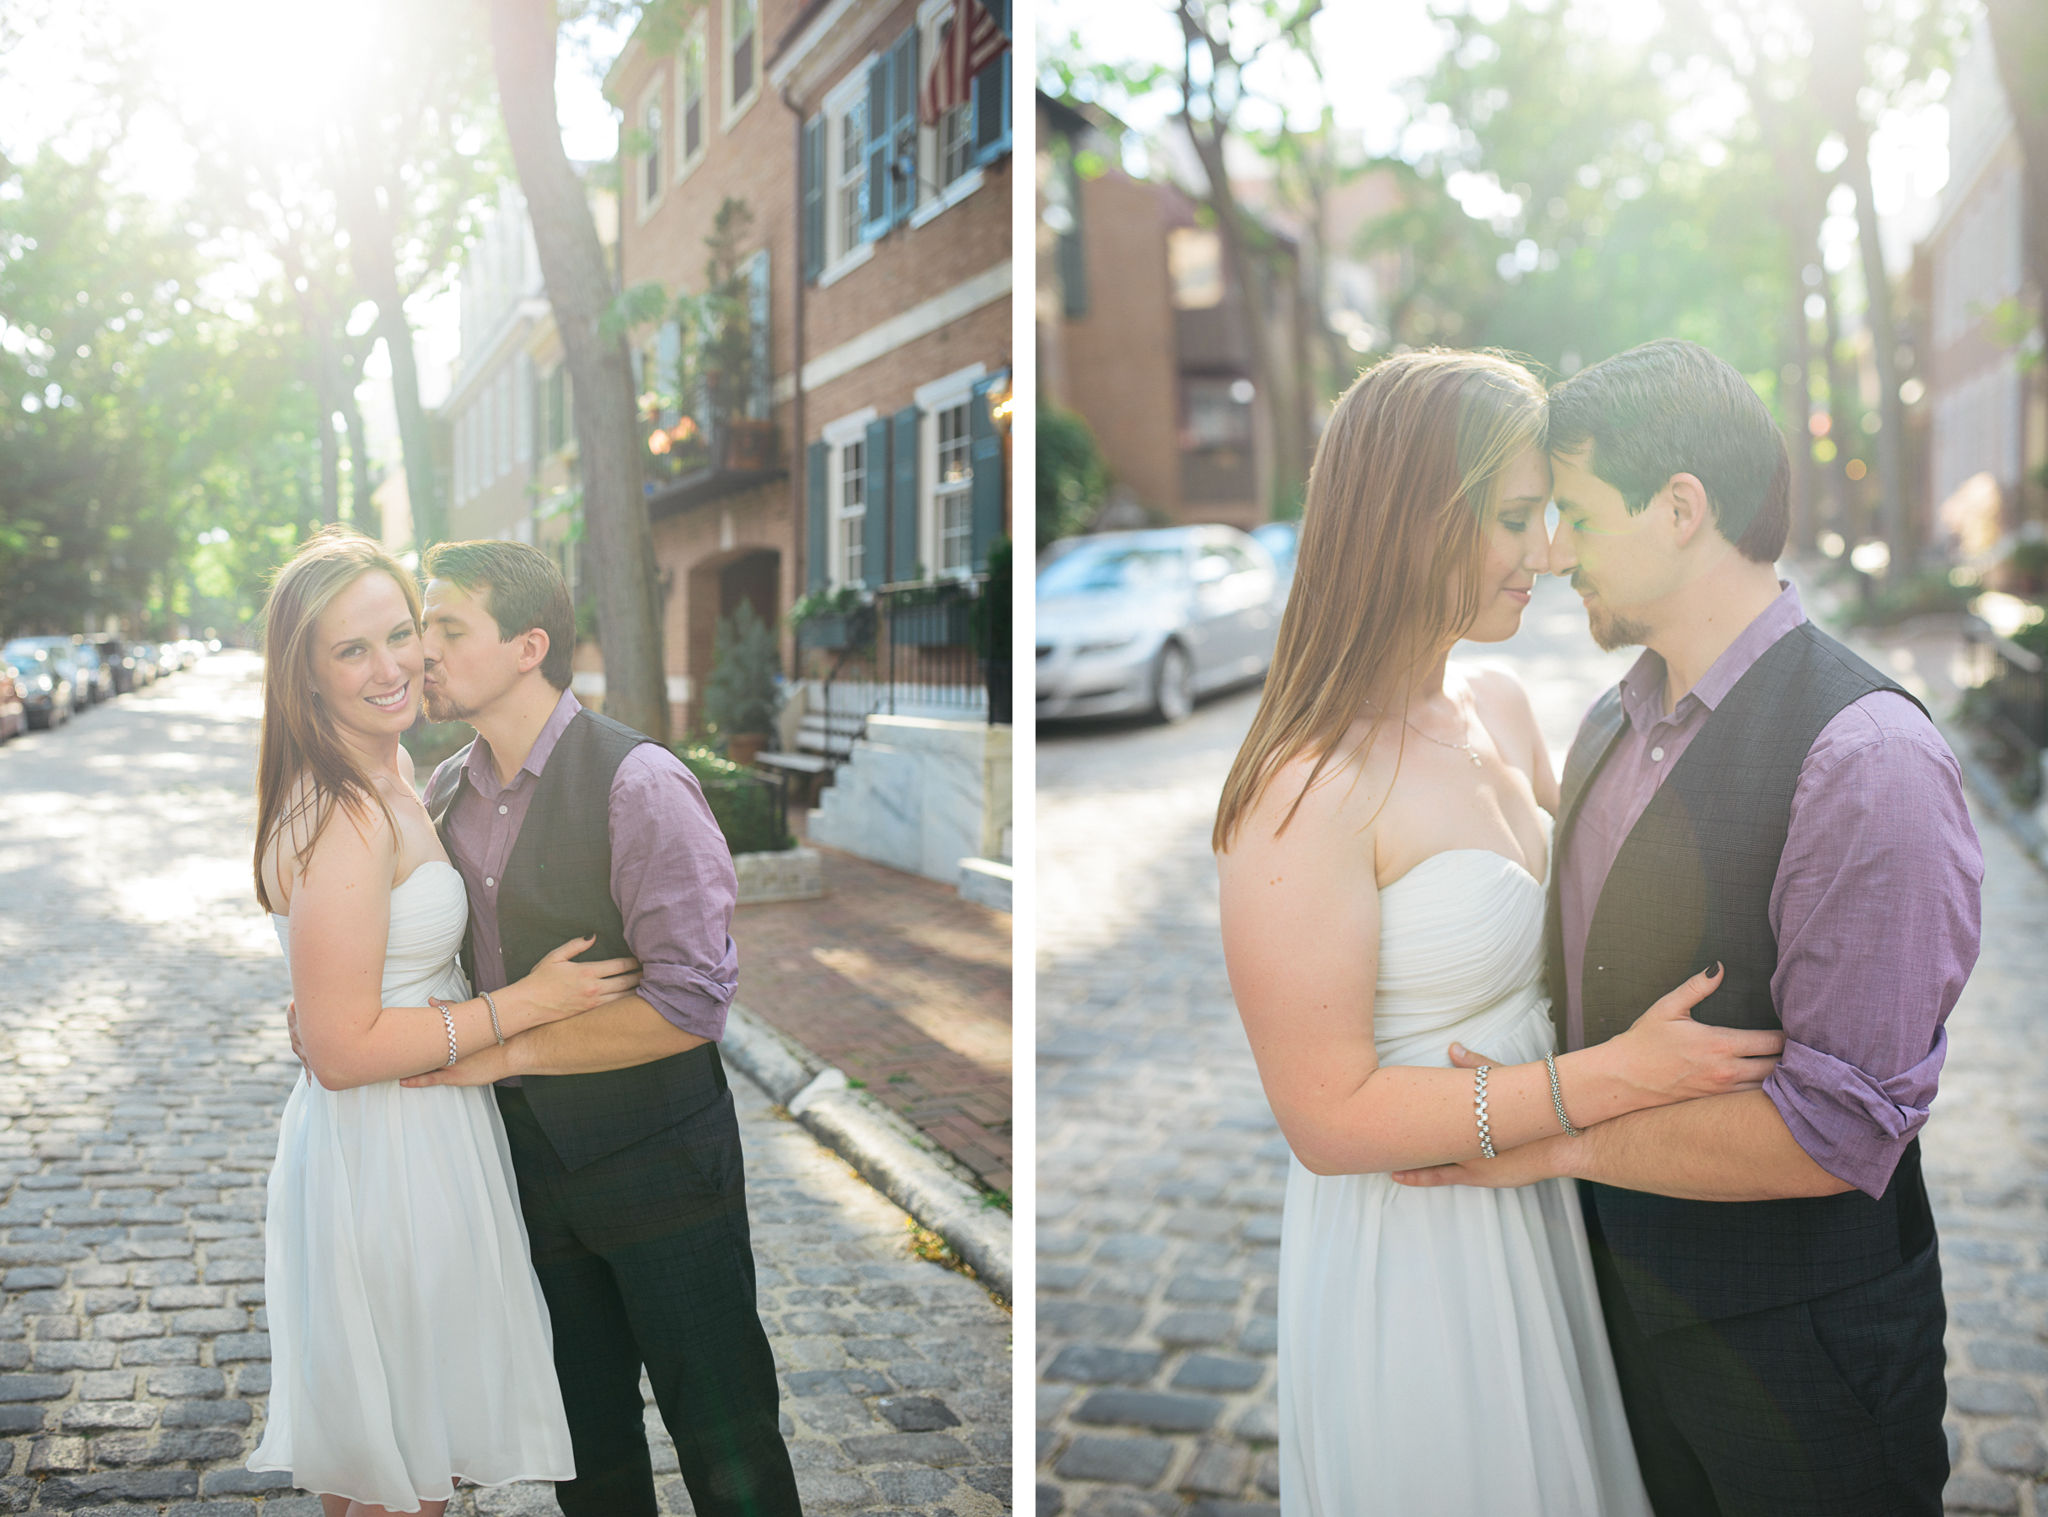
[462, 687, 583, 795]
[1617, 581, 1806, 731]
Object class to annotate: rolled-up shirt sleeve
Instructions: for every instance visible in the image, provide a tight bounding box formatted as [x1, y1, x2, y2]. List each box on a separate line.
[1766, 691, 1982, 1198]
[607, 745, 740, 1042]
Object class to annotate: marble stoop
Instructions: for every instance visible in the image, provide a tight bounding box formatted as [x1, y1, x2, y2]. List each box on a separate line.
[808, 717, 1011, 893]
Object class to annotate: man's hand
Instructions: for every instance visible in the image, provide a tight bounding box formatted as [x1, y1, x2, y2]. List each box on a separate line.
[1393, 1133, 1576, 1190]
[400, 1039, 518, 1089]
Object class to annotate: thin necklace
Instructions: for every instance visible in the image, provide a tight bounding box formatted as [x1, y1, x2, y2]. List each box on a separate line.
[1366, 699, 1485, 768]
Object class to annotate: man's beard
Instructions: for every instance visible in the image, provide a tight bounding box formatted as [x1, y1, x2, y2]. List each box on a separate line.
[1574, 576, 1652, 652]
[423, 684, 475, 724]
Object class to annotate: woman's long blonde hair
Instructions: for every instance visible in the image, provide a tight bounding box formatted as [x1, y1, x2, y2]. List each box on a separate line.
[252, 526, 424, 912]
[1213, 349, 1547, 852]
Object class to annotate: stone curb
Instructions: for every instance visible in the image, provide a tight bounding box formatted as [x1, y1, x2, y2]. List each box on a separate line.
[720, 1004, 1013, 1305]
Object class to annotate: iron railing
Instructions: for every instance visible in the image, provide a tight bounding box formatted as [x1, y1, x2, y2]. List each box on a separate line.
[795, 576, 1008, 729]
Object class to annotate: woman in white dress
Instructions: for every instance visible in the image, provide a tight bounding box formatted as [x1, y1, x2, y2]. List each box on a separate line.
[246, 529, 641, 1517]
[1213, 351, 1787, 1514]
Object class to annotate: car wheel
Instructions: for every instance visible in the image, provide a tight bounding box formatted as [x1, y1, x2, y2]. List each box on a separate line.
[1152, 643, 1196, 724]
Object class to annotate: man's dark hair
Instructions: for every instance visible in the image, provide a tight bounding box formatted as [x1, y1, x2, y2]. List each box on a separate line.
[423, 539, 575, 690]
[1544, 338, 1790, 563]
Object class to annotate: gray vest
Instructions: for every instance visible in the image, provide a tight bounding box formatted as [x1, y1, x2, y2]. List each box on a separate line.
[428, 709, 730, 1171]
[1546, 620, 1934, 1333]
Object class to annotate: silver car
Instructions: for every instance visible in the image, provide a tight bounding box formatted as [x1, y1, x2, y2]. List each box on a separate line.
[1036, 525, 1284, 723]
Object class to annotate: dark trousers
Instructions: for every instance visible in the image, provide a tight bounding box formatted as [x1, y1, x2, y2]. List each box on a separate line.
[1586, 1203, 1948, 1517]
[496, 1075, 800, 1517]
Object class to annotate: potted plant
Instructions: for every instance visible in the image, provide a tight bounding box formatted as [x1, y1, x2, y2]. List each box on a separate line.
[701, 600, 782, 767]
[788, 585, 875, 651]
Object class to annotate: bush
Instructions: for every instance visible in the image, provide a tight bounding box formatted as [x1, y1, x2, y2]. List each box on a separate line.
[1841, 568, 1976, 629]
[701, 600, 781, 737]
[403, 718, 473, 779]
[676, 745, 794, 854]
[1038, 406, 1108, 549]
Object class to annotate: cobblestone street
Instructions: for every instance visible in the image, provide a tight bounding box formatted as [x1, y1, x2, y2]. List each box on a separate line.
[0, 654, 1011, 1515]
[1036, 574, 2048, 1515]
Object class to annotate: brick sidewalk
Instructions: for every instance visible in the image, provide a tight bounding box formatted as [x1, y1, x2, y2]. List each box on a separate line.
[731, 845, 1013, 1195]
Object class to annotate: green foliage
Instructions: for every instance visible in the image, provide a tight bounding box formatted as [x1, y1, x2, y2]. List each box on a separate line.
[1840, 568, 1977, 628]
[1037, 407, 1108, 548]
[635, 197, 759, 438]
[700, 600, 782, 737]
[786, 585, 868, 625]
[0, 146, 327, 638]
[675, 745, 794, 854]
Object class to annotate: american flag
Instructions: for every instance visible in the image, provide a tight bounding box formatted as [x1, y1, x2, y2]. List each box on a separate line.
[919, 0, 1007, 127]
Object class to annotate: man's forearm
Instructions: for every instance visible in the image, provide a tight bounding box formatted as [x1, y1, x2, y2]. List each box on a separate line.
[1564, 1090, 1856, 1201]
[507, 994, 709, 1076]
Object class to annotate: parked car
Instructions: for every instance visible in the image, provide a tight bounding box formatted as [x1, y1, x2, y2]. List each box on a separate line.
[93, 636, 141, 695]
[154, 643, 180, 678]
[126, 643, 158, 688]
[67, 641, 113, 705]
[0, 661, 24, 741]
[1036, 525, 1283, 724]
[6, 637, 88, 715]
[1251, 520, 1300, 580]
[1, 644, 75, 728]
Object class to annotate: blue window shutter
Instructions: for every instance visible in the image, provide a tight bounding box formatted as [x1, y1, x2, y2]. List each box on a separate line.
[862, 52, 892, 242]
[972, 0, 1010, 164]
[862, 417, 890, 587]
[748, 251, 770, 418]
[892, 406, 920, 582]
[889, 28, 918, 227]
[968, 376, 1004, 571]
[806, 440, 829, 591]
[801, 115, 825, 283]
[655, 321, 682, 427]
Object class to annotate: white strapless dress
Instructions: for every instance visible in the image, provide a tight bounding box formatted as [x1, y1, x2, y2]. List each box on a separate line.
[250, 862, 574, 1513]
[1277, 850, 1651, 1516]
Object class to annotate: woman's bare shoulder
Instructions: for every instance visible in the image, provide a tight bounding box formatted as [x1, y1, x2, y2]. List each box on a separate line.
[1226, 730, 1390, 861]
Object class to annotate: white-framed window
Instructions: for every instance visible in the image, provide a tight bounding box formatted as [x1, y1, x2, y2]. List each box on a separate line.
[636, 75, 665, 221]
[675, 26, 707, 179]
[822, 408, 877, 588]
[723, 0, 759, 126]
[839, 440, 867, 587]
[911, 0, 985, 227]
[817, 65, 875, 285]
[934, 403, 972, 574]
[915, 364, 985, 577]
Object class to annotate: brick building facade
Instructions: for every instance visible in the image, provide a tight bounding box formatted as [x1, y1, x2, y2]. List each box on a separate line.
[609, 0, 1012, 734]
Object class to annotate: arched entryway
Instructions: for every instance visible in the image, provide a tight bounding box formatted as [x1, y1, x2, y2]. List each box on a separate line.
[683, 547, 781, 735]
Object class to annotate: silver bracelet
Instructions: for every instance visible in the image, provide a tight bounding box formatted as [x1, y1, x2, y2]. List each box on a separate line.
[1474, 1065, 1496, 1158]
[480, 988, 505, 1046]
[1545, 1052, 1583, 1137]
[430, 998, 459, 1068]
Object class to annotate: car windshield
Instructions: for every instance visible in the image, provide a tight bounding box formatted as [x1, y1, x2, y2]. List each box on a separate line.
[1038, 545, 1188, 598]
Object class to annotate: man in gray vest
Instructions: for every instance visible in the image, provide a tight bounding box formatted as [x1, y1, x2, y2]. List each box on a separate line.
[1397, 340, 1982, 1515]
[405, 540, 800, 1517]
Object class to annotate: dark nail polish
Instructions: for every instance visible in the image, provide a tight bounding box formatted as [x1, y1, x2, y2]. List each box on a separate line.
[1711, 961, 1723, 977]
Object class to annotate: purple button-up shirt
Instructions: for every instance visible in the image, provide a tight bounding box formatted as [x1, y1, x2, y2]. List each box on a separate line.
[1559, 584, 1982, 1198]
[435, 690, 739, 1079]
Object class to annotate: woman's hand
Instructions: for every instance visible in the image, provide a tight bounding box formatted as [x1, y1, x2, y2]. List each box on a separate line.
[510, 936, 644, 1022]
[1601, 964, 1784, 1103]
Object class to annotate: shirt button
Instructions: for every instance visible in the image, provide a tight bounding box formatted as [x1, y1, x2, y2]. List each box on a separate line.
[498, 805, 508, 815]
[485, 877, 495, 888]
[1650, 746, 1665, 762]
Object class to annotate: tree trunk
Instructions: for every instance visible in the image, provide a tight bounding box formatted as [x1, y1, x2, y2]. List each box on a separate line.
[339, 379, 377, 535]
[348, 223, 445, 552]
[1983, 0, 2048, 322]
[1839, 131, 1908, 562]
[1819, 264, 1856, 537]
[487, 0, 669, 743]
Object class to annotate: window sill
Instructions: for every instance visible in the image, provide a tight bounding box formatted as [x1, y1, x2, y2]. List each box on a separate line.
[818, 241, 875, 289]
[673, 147, 708, 186]
[722, 82, 761, 132]
[908, 167, 984, 229]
